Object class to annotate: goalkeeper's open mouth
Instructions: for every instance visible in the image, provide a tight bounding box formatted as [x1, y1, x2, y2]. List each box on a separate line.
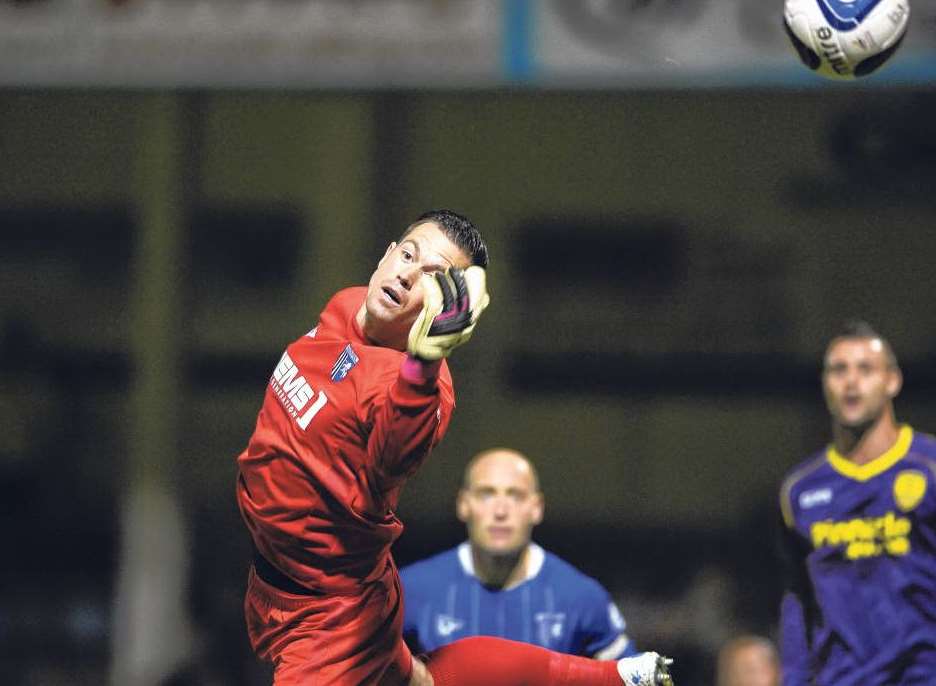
[381, 286, 403, 307]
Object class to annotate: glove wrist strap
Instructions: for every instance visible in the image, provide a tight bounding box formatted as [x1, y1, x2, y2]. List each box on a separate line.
[401, 355, 442, 385]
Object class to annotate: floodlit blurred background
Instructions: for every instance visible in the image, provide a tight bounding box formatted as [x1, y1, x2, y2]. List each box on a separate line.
[2, 1, 936, 685]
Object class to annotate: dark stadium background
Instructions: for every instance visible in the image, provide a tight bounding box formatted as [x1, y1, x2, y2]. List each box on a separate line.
[2, 3, 936, 686]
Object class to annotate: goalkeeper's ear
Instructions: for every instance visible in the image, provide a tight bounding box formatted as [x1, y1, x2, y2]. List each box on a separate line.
[377, 242, 396, 266]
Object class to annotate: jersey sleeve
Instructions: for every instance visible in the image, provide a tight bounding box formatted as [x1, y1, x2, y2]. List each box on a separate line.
[576, 582, 636, 659]
[362, 360, 454, 489]
[778, 504, 813, 686]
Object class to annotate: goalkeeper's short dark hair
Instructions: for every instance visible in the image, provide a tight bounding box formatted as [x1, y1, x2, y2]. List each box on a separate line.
[402, 209, 489, 269]
[827, 319, 899, 370]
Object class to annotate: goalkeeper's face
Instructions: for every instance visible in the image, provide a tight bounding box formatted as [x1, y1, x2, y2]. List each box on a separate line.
[360, 221, 471, 351]
[457, 450, 544, 558]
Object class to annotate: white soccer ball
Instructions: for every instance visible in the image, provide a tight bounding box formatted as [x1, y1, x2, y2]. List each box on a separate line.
[783, 0, 910, 80]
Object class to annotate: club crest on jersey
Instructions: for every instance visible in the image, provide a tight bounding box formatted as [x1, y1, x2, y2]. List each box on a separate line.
[894, 470, 927, 512]
[435, 614, 464, 637]
[534, 612, 566, 646]
[330, 344, 359, 382]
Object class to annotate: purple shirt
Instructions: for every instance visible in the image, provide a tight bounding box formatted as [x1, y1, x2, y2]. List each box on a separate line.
[779, 426, 936, 685]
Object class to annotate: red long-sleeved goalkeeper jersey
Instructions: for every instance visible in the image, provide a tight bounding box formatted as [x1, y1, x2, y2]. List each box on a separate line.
[237, 286, 455, 593]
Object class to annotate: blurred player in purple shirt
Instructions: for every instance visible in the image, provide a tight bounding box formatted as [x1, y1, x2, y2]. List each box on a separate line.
[779, 321, 936, 685]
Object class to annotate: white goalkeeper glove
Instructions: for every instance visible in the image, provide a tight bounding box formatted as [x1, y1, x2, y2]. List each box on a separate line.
[407, 266, 489, 361]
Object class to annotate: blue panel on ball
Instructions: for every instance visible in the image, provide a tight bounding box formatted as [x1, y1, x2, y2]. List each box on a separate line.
[817, 0, 887, 31]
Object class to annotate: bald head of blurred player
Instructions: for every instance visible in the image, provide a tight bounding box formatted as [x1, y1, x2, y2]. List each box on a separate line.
[456, 448, 545, 589]
[716, 635, 779, 686]
[822, 320, 902, 463]
[357, 210, 489, 352]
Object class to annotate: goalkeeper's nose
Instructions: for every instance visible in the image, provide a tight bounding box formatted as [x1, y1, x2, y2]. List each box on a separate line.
[397, 265, 422, 291]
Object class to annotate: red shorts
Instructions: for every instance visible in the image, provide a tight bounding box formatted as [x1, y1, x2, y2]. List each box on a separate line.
[244, 565, 413, 685]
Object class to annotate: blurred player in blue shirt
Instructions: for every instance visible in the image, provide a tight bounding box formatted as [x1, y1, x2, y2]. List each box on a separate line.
[779, 321, 936, 685]
[401, 448, 637, 660]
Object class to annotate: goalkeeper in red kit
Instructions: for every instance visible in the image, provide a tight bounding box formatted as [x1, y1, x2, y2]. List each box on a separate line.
[236, 209, 674, 686]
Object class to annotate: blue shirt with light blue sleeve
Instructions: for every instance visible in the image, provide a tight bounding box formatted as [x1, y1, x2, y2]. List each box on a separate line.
[401, 542, 636, 659]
